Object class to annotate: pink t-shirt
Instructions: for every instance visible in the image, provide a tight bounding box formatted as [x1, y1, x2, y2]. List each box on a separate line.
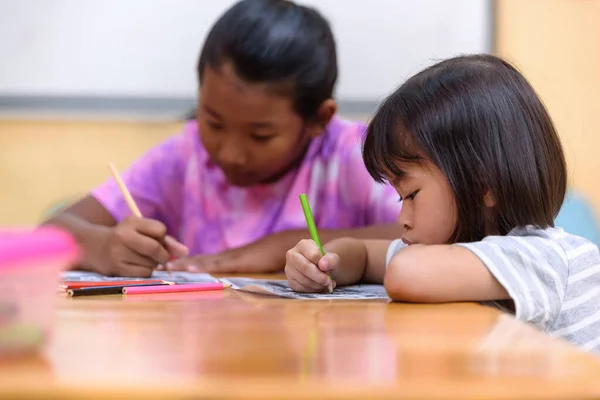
[91, 117, 401, 255]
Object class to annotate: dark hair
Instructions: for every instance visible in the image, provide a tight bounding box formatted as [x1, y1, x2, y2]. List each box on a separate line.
[363, 54, 567, 243]
[197, 0, 337, 120]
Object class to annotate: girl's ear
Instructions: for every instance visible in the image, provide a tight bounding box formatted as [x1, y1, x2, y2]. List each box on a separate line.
[306, 99, 337, 139]
[483, 190, 496, 208]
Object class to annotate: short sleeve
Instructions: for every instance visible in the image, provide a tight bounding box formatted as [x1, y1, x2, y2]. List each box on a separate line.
[456, 229, 569, 330]
[90, 126, 190, 233]
[337, 126, 401, 225]
[386, 239, 407, 267]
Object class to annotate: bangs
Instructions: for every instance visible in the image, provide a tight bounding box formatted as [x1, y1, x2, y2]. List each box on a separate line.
[363, 97, 425, 183]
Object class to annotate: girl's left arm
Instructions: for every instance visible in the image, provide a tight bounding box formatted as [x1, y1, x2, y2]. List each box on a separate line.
[384, 244, 510, 302]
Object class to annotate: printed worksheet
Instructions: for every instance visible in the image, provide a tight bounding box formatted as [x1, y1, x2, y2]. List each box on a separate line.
[222, 277, 390, 300]
[61, 270, 219, 284]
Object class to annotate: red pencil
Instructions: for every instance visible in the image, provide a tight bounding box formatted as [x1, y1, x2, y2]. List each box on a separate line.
[61, 280, 169, 290]
[123, 282, 230, 295]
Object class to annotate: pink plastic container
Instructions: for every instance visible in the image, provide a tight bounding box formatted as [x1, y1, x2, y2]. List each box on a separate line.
[0, 227, 80, 355]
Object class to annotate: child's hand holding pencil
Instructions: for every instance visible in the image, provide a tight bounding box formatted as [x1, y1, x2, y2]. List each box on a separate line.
[99, 216, 189, 277]
[284, 194, 338, 293]
[96, 163, 189, 277]
[285, 238, 339, 293]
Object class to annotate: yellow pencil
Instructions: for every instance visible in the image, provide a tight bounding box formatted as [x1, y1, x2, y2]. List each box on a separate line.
[108, 162, 172, 275]
[108, 163, 142, 217]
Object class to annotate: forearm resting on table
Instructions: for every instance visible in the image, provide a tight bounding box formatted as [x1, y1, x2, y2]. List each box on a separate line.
[42, 195, 119, 271]
[43, 212, 111, 272]
[384, 244, 510, 303]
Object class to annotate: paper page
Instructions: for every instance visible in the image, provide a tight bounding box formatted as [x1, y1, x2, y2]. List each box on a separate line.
[222, 277, 390, 300]
[61, 270, 219, 284]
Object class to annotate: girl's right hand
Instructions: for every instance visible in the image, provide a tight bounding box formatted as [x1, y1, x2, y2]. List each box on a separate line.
[99, 216, 188, 277]
[284, 239, 340, 292]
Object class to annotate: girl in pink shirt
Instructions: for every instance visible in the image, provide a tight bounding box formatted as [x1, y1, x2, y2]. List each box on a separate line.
[45, 0, 401, 277]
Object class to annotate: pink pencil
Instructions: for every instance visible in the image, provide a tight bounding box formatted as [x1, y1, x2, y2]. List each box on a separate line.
[122, 282, 230, 295]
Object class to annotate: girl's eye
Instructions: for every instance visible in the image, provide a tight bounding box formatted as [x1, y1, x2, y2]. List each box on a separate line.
[251, 134, 274, 143]
[399, 191, 418, 202]
[206, 120, 224, 131]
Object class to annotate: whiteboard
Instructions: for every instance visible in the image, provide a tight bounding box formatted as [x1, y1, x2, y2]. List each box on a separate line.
[0, 0, 492, 101]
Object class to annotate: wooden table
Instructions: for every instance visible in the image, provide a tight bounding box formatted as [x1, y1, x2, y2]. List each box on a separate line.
[2, 274, 600, 400]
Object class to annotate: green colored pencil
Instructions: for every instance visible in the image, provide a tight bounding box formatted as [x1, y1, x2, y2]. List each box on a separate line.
[299, 193, 333, 293]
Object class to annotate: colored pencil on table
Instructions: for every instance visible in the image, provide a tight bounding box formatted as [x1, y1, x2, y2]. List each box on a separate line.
[123, 282, 230, 295]
[67, 283, 169, 297]
[299, 193, 333, 293]
[108, 162, 172, 276]
[61, 280, 170, 290]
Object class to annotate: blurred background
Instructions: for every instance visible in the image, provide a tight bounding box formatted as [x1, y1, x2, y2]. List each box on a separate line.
[0, 0, 598, 242]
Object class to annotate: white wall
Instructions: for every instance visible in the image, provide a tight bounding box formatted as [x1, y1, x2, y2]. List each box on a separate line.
[0, 0, 492, 101]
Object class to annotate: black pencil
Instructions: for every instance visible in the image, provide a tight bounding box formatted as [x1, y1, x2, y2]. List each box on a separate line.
[66, 283, 169, 297]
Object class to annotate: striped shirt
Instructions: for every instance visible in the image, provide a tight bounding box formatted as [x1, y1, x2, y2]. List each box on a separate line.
[386, 226, 600, 353]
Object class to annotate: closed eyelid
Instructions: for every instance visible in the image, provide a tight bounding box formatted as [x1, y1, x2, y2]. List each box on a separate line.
[251, 131, 277, 138]
[206, 120, 224, 129]
[251, 135, 274, 142]
[399, 190, 418, 201]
